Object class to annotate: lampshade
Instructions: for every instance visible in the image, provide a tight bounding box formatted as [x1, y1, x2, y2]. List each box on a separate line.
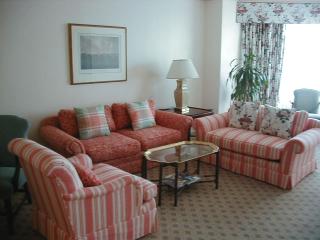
[167, 59, 199, 79]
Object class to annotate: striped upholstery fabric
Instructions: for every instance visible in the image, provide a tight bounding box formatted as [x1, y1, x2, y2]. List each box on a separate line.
[193, 112, 229, 141]
[75, 105, 110, 140]
[8, 138, 158, 240]
[305, 117, 320, 130]
[291, 111, 309, 136]
[195, 110, 320, 189]
[206, 127, 288, 161]
[92, 163, 158, 202]
[68, 154, 93, 169]
[127, 100, 156, 130]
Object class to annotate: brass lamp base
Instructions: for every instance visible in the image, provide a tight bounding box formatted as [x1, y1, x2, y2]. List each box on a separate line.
[174, 79, 189, 113]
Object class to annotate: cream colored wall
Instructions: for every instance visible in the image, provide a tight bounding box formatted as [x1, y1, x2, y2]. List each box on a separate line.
[219, 0, 240, 113]
[202, 0, 240, 113]
[0, 0, 204, 139]
[202, 0, 223, 112]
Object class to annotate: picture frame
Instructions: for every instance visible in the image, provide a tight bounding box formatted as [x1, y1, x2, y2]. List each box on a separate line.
[68, 23, 127, 85]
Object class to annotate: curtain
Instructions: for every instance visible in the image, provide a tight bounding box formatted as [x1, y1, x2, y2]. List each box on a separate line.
[240, 23, 285, 106]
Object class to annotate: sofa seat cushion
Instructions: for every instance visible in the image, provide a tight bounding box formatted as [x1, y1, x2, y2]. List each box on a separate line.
[93, 163, 157, 201]
[206, 127, 288, 161]
[118, 125, 181, 151]
[81, 132, 141, 163]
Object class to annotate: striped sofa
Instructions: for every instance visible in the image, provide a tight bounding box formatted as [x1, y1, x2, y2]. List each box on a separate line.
[194, 109, 320, 189]
[8, 138, 158, 240]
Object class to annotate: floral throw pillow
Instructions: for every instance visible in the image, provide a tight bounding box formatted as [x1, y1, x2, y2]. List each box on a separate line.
[74, 105, 110, 140]
[229, 101, 260, 130]
[127, 100, 156, 130]
[260, 105, 296, 139]
[72, 162, 102, 187]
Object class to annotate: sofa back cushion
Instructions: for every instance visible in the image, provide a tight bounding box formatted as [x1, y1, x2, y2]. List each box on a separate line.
[58, 105, 116, 137]
[59, 109, 79, 137]
[112, 99, 156, 130]
[112, 103, 131, 130]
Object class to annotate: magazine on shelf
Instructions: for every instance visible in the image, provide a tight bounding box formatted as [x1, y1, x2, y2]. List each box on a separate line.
[162, 173, 200, 188]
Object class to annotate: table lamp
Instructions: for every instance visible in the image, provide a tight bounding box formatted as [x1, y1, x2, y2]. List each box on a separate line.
[167, 59, 199, 113]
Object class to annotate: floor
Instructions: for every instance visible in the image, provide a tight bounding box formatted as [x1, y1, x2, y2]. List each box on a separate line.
[1, 151, 320, 240]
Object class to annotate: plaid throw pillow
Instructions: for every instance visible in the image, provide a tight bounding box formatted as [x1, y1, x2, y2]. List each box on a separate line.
[127, 100, 156, 130]
[74, 105, 110, 140]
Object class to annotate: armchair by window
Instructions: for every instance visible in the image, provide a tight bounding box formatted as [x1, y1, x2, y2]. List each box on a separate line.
[293, 88, 320, 120]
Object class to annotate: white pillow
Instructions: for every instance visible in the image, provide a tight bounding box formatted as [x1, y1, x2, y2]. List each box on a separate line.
[229, 101, 260, 131]
[260, 105, 295, 139]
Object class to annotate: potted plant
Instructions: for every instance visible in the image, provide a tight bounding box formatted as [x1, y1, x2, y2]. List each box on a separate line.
[228, 52, 268, 102]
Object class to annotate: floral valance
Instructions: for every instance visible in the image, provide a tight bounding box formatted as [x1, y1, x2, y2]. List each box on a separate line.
[236, 2, 320, 24]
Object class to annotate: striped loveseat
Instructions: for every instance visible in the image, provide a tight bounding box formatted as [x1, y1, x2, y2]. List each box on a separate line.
[8, 138, 158, 240]
[194, 109, 320, 189]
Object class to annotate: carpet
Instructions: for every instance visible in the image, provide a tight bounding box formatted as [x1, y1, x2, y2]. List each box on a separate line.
[1, 150, 320, 240]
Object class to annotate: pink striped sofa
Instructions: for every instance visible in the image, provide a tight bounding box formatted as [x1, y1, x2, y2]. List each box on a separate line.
[8, 138, 158, 240]
[40, 101, 192, 173]
[194, 109, 320, 189]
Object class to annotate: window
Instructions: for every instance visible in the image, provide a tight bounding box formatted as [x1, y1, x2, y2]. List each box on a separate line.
[278, 24, 320, 108]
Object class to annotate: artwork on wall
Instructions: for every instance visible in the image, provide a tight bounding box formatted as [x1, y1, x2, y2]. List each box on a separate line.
[68, 23, 127, 85]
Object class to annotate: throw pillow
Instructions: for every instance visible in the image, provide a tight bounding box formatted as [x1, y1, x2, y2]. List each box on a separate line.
[127, 100, 156, 130]
[74, 105, 110, 140]
[72, 162, 102, 187]
[229, 101, 260, 130]
[260, 105, 296, 139]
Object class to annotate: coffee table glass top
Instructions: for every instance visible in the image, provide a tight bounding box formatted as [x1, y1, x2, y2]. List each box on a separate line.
[144, 141, 219, 163]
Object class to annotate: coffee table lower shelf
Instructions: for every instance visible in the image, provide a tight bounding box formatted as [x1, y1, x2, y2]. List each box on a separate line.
[156, 160, 219, 207]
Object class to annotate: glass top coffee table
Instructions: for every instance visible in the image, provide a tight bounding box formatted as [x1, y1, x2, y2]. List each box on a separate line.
[142, 141, 219, 206]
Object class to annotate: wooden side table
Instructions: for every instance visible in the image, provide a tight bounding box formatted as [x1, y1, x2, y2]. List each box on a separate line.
[160, 106, 214, 119]
[160, 107, 214, 140]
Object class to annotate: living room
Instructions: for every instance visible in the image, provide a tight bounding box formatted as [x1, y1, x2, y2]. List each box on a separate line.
[1, 0, 320, 240]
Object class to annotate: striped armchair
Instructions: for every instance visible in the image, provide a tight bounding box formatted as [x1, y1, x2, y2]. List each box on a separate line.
[8, 138, 158, 240]
[194, 110, 320, 189]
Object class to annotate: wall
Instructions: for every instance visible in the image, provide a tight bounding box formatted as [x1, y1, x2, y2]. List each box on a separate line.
[0, 0, 204, 139]
[202, 0, 240, 113]
[218, 0, 240, 112]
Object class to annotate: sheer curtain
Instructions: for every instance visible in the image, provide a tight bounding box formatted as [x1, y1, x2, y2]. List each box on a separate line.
[240, 23, 285, 106]
[278, 24, 320, 108]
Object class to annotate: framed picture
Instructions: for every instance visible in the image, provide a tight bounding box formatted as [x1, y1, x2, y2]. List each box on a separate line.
[68, 23, 127, 85]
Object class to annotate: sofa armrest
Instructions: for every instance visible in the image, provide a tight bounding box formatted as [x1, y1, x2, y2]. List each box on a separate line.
[281, 128, 320, 173]
[40, 125, 85, 157]
[133, 176, 157, 202]
[155, 110, 193, 140]
[68, 154, 93, 169]
[284, 128, 320, 154]
[305, 118, 320, 130]
[63, 175, 136, 201]
[193, 112, 229, 141]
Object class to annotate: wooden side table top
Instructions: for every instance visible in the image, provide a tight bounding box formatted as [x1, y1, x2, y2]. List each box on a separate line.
[160, 106, 214, 119]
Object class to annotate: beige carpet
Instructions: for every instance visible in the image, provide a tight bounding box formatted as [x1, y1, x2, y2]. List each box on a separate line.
[1, 150, 320, 240]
